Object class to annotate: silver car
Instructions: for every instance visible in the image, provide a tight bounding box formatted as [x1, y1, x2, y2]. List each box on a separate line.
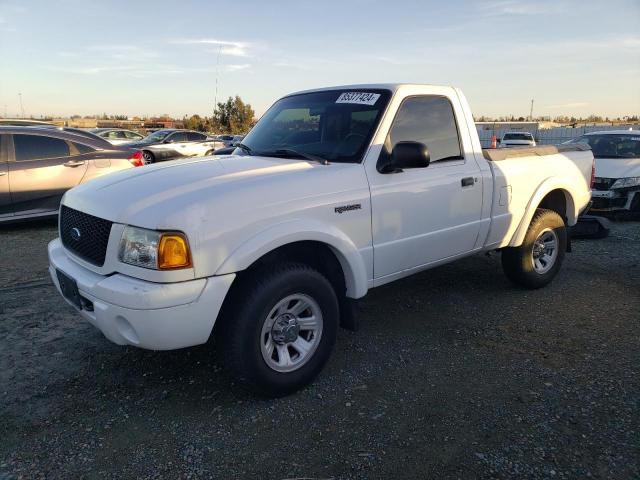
[90, 128, 145, 145]
[0, 126, 143, 223]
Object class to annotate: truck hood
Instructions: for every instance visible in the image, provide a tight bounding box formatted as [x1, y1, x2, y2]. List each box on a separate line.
[594, 156, 640, 179]
[63, 154, 363, 229]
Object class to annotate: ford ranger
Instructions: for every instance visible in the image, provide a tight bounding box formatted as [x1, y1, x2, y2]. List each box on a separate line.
[48, 84, 594, 396]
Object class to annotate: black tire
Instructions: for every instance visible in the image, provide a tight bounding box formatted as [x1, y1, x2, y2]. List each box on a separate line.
[142, 150, 155, 164]
[502, 208, 567, 289]
[204, 149, 214, 156]
[216, 263, 339, 397]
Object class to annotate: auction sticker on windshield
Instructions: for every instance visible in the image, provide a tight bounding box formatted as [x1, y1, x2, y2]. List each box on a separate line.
[336, 92, 381, 105]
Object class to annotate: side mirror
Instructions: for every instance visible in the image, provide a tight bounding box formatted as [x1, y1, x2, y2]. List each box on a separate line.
[380, 141, 430, 173]
[163, 138, 174, 144]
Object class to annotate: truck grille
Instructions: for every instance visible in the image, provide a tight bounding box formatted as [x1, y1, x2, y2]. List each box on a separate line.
[593, 177, 616, 191]
[60, 206, 113, 266]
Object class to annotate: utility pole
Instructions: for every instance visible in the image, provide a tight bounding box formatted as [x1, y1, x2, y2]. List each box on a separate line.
[213, 44, 222, 119]
[18, 93, 24, 118]
[529, 99, 534, 121]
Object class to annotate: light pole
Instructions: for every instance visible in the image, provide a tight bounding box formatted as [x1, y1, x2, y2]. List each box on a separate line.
[213, 44, 222, 119]
[18, 93, 24, 118]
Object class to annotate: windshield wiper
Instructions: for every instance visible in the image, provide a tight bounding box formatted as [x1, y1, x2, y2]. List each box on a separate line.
[234, 143, 253, 155]
[259, 148, 329, 165]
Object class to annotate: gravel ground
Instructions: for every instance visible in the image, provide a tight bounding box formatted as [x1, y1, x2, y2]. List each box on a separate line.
[1, 219, 638, 479]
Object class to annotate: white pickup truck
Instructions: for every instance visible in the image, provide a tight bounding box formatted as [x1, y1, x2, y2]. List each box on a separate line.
[48, 84, 594, 396]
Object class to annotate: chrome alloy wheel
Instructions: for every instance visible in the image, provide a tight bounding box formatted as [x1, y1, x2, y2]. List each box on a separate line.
[531, 228, 559, 274]
[260, 294, 323, 373]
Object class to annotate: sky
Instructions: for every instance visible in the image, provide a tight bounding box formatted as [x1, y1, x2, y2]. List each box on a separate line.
[0, 0, 638, 119]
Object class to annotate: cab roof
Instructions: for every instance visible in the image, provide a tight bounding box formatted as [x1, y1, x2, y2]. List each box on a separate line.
[288, 83, 456, 96]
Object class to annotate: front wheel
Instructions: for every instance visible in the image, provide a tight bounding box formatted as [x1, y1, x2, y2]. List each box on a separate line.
[501, 208, 567, 289]
[216, 263, 339, 397]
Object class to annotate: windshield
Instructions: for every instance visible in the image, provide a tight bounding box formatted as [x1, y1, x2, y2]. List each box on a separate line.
[503, 133, 533, 140]
[144, 130, 172, 142]
[570, 134, 640, 158]
[240, 89, 392, 163]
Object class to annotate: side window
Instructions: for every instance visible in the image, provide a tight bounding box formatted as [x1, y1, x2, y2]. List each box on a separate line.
[125, 131, 142, 139]
[73, 143, 95, 154]
[187, 132, 206, 141]
[13, 134, 70, 161]
[387, 96, 463, 163]
[168, 132, 188, 143]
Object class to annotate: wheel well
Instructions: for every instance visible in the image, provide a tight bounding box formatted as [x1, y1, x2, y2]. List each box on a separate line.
[538, 189, 568, 222]
[214, 241, 353, 336]
[243, 241, 347, 298]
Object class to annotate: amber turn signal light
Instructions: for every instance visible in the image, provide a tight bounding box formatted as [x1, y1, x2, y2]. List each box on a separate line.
[158, 233, 192, 270]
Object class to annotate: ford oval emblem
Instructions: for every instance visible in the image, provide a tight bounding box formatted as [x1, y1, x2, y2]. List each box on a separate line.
[70, 227, 81, 241]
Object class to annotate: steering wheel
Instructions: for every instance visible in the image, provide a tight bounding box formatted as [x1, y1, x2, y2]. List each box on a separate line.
[333, 133, 366, 157]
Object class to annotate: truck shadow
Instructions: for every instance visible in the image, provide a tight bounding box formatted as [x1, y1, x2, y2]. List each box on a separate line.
[0, 217, 57, 232]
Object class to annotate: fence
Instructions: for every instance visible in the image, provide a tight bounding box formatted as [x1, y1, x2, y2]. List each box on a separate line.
[476, 124, 640, 148]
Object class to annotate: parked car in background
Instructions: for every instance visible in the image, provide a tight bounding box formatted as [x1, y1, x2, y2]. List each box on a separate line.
[48, 83, 593, 396]
[0, 121, 112, 145]
[215, 134, 235, 147]
[0, 119, 56, 127]
[90, 128, 145, 145]
[122, 129, 223, 163]
[0, 126, 143, 223]
[213, 136, 246, 155]
[213, 146, 236, 155]
[567, 130, 640, 215]
[214, 134, 244, 147]
[499, 131, 536, 148]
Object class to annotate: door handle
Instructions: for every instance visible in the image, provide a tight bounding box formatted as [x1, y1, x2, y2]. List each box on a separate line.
[461, 177, 475, 187]
[64, 160, 86, 167]
[0, 172, 6, 176]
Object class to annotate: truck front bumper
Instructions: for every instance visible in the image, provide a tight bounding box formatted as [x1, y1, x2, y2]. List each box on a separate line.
[48, 238, 235, 350]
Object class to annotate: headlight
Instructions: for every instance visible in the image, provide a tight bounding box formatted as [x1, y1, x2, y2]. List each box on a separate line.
[118, 226, 192, 270]
[610, 177, 640, 189]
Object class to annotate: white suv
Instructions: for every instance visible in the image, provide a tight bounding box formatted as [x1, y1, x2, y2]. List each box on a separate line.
[499, 131, 536, 148]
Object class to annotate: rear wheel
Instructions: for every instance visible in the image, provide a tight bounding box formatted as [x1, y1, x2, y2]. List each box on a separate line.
[142, 150, 155, 164]
[502, 208, 567, 289]
[216, 263, 339, 397]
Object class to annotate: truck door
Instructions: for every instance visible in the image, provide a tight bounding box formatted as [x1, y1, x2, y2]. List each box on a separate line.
[8, 133, 88, 215]
[367, 94, 484, 280]
[0, 134, 11, 218]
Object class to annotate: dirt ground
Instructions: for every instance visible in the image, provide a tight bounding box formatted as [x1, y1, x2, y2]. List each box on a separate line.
[1, 219, 638, 479]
